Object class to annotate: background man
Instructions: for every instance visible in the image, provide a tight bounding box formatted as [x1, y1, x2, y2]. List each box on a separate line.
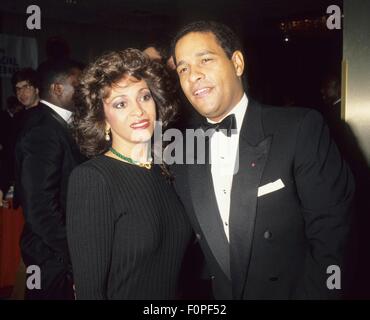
[15, 59, 85, 299]
[0, 69, 40, 207]
[12, 67, 40, 109]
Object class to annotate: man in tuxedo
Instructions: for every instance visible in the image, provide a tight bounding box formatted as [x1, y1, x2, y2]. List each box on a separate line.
[15, 59, 85, 299]
[171, 21, 354, 299]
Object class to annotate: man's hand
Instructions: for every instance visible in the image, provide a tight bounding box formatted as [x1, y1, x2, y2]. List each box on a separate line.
[0, 189, 9, 208]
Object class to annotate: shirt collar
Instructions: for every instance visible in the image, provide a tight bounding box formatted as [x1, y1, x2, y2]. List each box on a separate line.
[40, 99, 72, 123]
[207, 93, 248, 133]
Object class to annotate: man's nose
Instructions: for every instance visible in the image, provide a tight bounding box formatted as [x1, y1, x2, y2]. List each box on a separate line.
[189, 66, 204, 83]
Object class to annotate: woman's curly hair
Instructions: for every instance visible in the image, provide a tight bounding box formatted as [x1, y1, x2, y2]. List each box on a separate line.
[72, 48, 178, 158]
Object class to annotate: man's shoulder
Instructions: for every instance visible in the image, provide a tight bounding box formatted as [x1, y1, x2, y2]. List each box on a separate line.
[258, 102, 322, 130]
[20, 104, 47, 126]
[260, 103, 312, 121]
[20, 104, 64, 135]
[17, 107, 62, 147]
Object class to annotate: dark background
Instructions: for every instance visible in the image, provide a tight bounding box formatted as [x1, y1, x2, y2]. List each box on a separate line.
[0, 0, 342, 109]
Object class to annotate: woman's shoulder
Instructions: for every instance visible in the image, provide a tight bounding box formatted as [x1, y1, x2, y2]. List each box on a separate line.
[70, 155, 111, 181]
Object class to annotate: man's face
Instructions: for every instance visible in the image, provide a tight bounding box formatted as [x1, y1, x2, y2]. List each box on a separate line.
[15, 80, 39, 108]
[59, 68, 81, 110]
[321, 79, 340, 107]
[175, 32, 244, 122]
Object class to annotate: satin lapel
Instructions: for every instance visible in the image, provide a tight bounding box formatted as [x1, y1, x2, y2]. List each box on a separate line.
[187, 138, 231, 279]
[229, 100, 272, 299]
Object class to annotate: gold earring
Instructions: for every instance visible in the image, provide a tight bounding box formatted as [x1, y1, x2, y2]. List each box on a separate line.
[105, 128, 110, 141]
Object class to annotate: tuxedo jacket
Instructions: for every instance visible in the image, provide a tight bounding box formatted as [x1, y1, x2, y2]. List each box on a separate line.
[15, 103, 85, 298]
[172, 100, 354, 300]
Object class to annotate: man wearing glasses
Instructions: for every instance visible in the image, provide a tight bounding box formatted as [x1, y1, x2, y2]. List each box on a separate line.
[12, 68, 40, 110]
[1, 69, 41, 206]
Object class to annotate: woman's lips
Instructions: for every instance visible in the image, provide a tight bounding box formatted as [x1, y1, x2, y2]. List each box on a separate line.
[130, 120, 150, 129]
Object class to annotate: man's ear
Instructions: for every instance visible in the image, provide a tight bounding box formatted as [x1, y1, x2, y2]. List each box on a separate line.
[231, 50, 245, 77]
[50, 83, 64, 97]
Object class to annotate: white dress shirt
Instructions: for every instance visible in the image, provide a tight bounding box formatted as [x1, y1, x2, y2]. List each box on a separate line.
[40, 99, 72, 124]
[208, 93, 248, 242]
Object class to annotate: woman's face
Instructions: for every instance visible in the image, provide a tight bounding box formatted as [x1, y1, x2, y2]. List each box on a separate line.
[103, 76, 156, 152]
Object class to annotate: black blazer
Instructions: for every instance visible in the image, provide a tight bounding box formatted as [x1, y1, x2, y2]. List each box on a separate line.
[1, 108, 34, 207]
[0, 110, 13, 194]
[172, 100, 354, 300]
[15, 103, 85, 298]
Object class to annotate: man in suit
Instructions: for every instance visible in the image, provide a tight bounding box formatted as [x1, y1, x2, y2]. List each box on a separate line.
[170, 21, 354, 299]
[15, 59, 85, 299]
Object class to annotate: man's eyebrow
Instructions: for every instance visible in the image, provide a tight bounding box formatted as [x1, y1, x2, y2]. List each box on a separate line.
[176, 60, 186, 68]
[176, 50, 216, 68]
[195, 50, 216, 57]
[16, 83, 30, 87]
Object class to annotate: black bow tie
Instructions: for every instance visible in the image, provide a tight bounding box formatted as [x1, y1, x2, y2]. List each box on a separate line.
[201, 114, 237, 137]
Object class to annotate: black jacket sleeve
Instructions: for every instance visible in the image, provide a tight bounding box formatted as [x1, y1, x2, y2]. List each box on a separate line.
[0, 112, 13, 195]
[17, 125, 69, 263]
[0, 155, 10, 195]
[293, 110, 355, 299]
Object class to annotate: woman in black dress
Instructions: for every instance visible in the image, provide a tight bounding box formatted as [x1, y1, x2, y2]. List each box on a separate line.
[67, 49, 192, 299]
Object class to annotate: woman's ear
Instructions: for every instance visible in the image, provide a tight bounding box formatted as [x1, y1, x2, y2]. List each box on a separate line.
[232, 50, 245, 77]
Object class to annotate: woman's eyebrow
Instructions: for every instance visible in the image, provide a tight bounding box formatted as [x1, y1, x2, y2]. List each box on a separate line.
[105, 87, 150, 104]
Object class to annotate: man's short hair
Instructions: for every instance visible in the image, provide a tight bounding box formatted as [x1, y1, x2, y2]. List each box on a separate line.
[11, 68, 40, 93]
[142, 37, 172, 63]
[37, 59, 83, 98]
[171, 20, 243, 65]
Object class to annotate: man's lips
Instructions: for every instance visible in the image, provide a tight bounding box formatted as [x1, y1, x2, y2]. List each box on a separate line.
[192, 87, 213, 98]
[130, 120, 150, 129]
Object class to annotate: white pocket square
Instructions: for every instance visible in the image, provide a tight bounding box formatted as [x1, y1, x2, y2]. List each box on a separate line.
[258, 179, 285, 197]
